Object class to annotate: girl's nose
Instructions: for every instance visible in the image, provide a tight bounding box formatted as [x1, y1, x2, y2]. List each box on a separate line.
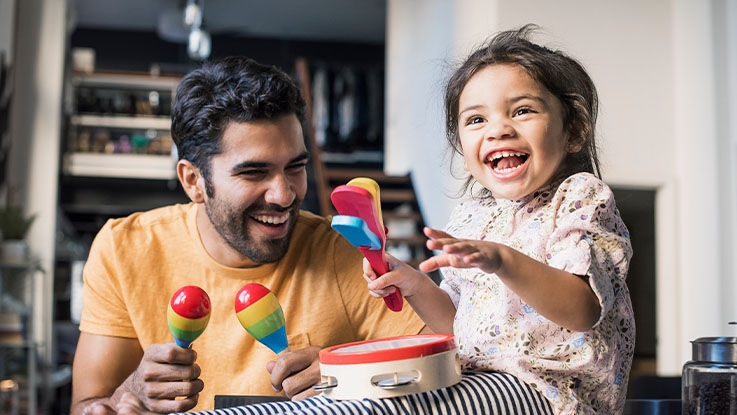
[264, 174, 296, 207]
[484, 118, 515, 140]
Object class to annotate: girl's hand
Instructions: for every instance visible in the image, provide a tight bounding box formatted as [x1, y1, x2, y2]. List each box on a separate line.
[363, 254, 430, 299]
[420, 227, 504, 274]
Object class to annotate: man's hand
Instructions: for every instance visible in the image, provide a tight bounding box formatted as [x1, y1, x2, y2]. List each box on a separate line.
[81, 393, 153, 415]
[265, 346, 322, 400]
[121, 343, 204, 413]
[72, 334, 204, 415]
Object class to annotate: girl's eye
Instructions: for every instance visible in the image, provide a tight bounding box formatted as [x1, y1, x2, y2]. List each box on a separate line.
[514, 107, 534, 117]
[465, 116, 485, 126]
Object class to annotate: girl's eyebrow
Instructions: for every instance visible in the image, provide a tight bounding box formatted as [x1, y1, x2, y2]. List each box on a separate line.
[508, 94, 547, 108]
[458, 104, 484, 115]
[459, 94, 548, 115]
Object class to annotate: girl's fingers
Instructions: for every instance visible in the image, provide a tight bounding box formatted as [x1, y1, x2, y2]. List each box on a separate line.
[418, 257, 442, 272]
[424, 227, 453, 239]
[443, 242, 478, 255]
[367, 274, 391, 291]
[420, 253, 475, 272]
[362, 257, 377, 281]
[367, 274, 397, 298]
[427, 237, 462, 251]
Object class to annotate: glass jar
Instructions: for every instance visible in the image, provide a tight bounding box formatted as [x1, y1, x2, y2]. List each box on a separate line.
[682, 337, 737, 415]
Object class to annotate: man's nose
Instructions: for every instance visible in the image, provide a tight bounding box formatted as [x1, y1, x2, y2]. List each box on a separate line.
[264, 174, 296, 207]
[484, 117, 515, 140]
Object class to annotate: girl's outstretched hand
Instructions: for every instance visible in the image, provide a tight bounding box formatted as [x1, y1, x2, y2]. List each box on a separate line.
[420, 227, 503, 274]
[363, 253, 430, 299]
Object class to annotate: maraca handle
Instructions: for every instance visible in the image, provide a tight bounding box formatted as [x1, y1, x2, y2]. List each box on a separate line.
[361, 248, 403, 312]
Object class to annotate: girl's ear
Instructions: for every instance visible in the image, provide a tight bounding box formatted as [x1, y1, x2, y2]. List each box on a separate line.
[178, 159, 207, 203]
[566, 135, 585, 153]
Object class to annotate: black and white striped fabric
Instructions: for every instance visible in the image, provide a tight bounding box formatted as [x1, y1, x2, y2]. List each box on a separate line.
[192, 372, 553, 415]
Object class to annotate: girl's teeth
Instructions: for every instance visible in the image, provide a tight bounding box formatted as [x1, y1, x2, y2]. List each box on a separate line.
[493, 164, 523, 173]
[488, 151, 526, 161]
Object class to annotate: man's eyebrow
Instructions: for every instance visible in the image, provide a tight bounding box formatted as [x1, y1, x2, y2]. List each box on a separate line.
[290, 151, 310, 164]
[230, 151, 310, 172]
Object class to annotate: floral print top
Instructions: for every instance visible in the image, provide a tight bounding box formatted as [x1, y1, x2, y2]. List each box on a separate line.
[439, 172, 634, 414]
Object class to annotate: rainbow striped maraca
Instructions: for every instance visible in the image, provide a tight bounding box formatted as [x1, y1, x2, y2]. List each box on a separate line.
[235, 283, 288, 354]
[167, 286, 211, 348]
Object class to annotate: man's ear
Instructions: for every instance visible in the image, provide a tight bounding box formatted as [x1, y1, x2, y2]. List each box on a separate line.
[178, 160, 206, 203]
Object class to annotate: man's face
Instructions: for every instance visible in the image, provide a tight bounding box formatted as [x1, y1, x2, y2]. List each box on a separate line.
[202, 115, 308, 264]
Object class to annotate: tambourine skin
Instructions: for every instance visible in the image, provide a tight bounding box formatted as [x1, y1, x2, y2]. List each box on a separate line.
[317, 334, 462, 399]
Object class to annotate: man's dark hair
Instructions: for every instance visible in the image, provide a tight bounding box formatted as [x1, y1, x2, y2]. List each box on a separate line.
[171, 56, 306, 196]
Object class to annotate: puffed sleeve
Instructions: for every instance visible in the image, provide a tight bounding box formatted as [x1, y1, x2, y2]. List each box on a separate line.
[545, 173, 632, 327]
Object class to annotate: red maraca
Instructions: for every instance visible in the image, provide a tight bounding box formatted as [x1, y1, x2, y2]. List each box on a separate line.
[167, 285, 211, 348]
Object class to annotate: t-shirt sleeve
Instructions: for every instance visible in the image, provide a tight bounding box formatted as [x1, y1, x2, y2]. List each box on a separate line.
[79, 220, 138, 338]
[332, 234, 426, 339]
[545, 174, 632, 327]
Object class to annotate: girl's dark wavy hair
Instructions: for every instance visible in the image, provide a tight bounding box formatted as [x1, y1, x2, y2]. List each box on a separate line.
[444, 24, 601, 198]
[170, 56, 306, 196]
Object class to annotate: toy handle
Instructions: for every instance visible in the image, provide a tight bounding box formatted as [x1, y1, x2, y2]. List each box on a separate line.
[360, 248, 403, 312]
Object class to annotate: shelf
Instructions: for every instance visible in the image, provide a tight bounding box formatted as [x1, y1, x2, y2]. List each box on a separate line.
[0, 259, 41, 270]
[321, 150, 383, 164]
[63, 153, 177, 180]
[70, 114, 171, 130]
[0, 340, 41, 349]
[72, 72, 180, 91]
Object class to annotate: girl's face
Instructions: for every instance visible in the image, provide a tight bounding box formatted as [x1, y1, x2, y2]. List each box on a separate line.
[458, 64, 571, 200]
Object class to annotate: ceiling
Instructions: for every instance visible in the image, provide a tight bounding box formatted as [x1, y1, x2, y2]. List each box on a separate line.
[71, 0, 387, 43]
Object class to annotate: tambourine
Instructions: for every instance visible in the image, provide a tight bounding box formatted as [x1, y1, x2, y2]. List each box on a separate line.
[314, 334, 462, 399]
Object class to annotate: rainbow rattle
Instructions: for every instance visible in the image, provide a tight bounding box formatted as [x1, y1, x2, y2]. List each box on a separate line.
[167, 285, 211, 348]
[235, 283, 289, 354]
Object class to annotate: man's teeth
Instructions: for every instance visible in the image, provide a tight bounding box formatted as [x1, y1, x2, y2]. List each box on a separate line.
[252, 214, 289, 225]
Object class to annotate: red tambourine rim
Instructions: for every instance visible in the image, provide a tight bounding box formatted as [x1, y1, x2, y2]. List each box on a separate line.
[319, 334, 456, 365]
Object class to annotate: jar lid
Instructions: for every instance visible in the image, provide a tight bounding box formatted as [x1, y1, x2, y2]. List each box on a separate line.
[691, 337, 737, 363]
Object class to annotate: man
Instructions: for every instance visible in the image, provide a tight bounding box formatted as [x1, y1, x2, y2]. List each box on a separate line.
[72, 57, 425, 414]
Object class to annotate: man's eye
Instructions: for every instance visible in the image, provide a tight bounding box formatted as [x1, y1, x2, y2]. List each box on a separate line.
[240, 170, 266, 177]
[287, 163, 307, 173]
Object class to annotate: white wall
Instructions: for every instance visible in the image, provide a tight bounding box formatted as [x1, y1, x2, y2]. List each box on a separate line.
[721, 0, 737, 333]
[385, 0, 458, 228]
[8, 0, 67, 364]
[386, 0, 737, 374]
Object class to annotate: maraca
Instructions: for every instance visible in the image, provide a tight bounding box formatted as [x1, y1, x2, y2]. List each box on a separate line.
[167, 285, 211, 348]
[235, 283, 288, 354]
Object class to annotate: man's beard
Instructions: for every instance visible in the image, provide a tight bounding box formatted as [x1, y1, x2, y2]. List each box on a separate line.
[204, 194, 302, 265]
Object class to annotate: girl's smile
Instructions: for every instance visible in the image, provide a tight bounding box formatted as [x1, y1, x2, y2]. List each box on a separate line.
[458, 64, 571, 200]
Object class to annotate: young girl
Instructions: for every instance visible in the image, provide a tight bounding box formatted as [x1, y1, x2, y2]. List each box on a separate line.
[366, 24, 634, 414]
[119, 25, 632, 415]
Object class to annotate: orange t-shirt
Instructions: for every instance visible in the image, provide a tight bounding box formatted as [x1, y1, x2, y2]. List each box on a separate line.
[80, 203, 425, 411]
